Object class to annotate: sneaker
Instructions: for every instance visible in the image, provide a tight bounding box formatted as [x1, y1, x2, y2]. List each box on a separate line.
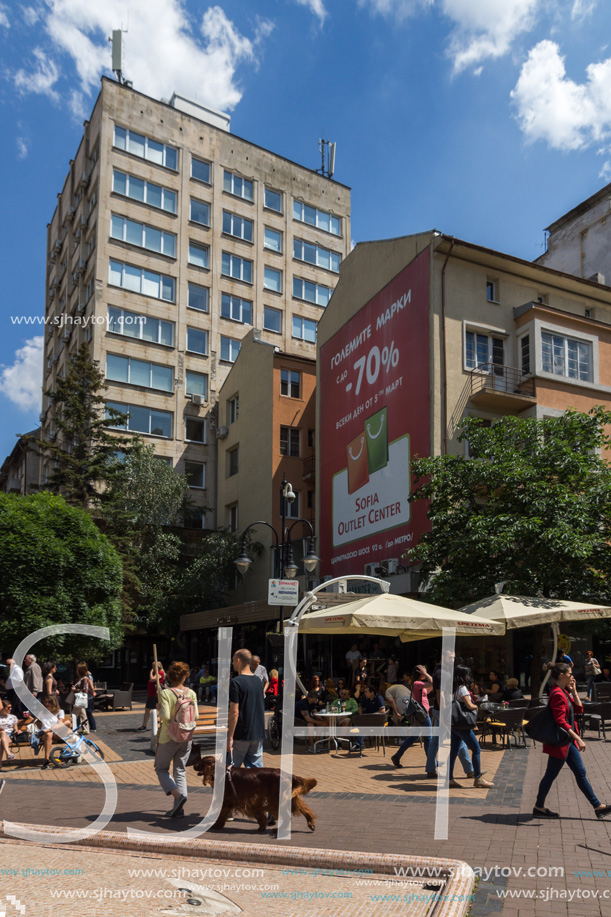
[390, 754, 403, 769]
[465, 771, 475, 778]
[426, 771, 438, 778]
[596, 805, 611, 820]
[449, 779, 462, 789]
[474, 776, 495, 788]
[533, 806, 559, 818]
[41, 760, 50, 771]
[168, 794, 187, 817]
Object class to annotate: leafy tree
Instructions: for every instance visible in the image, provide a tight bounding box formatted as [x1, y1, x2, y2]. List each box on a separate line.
[408, 408, 611, 691]
[32, 343, 131, 508]
[0, 493, 123, 660]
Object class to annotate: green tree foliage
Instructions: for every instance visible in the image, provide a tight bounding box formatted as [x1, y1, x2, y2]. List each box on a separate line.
[409, 409, 611, 689]
[33, 343, 131, 507]
[0, 493, 123, 659]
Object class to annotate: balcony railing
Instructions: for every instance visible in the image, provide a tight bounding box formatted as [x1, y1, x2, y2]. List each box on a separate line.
[470, 363, 535, 402]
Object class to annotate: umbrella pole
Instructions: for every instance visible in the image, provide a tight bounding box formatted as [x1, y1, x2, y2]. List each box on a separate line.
[539, 623, 559, 697]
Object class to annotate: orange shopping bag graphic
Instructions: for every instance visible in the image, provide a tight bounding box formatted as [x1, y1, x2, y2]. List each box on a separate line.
[346, 430, 369, 494]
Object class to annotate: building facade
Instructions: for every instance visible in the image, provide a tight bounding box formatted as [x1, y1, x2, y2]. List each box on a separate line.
[41, 77, 350, 527]
[0, 429, 41, 495]
[537, 182, 611, 284]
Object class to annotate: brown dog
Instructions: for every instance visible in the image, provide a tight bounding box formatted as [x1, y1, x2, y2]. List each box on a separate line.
[192, 754, 317, 833]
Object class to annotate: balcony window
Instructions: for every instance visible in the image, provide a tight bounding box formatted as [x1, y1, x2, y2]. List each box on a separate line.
[465, 331, 504, 371]
[541, 331, 592, 381]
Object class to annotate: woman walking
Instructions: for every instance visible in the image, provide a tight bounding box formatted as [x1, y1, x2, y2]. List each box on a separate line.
[71, 663, 94, 732]
[533, 663, 611, 819]
[391, 664, 434, 770]
[448, 666, 494, 789]
[155, 661, 198, 818]
[138, 661, 165, 730]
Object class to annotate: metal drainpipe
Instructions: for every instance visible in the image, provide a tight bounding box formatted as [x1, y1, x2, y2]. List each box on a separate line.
[440, 237, 455, 456]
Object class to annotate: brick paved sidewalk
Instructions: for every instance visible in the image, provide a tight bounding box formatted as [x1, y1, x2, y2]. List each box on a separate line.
[2, 712, 611, 915]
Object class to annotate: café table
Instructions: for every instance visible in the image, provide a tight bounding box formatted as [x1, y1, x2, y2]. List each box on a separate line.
[313, 709, 354, 756]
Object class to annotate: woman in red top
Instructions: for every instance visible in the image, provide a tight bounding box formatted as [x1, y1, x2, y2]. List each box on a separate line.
[534, 662, 611, 819]
[138, 662, 165, 730]
[390, 664, 434, 770]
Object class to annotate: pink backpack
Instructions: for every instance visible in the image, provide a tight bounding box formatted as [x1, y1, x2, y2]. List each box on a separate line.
[166, 688, 196, 743]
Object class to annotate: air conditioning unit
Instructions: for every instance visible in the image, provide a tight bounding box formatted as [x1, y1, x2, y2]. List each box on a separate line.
[216, 425, 229, 439]
[364, 563, 380, 577]
[190, 393, 203, 406]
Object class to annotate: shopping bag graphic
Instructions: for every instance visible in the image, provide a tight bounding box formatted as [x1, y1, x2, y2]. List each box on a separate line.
[365, 407, 388, 473]
[346, 431, 369, 494]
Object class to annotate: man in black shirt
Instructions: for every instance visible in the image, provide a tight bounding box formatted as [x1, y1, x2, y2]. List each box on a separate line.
[228, 649, 266, 768]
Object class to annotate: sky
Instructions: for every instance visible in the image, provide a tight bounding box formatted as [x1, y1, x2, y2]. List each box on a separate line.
[2, 0, 611, 462]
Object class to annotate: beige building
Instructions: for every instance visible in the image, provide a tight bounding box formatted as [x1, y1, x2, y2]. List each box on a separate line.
[537, 182, 611, 284]
[0, 429, 41, 495]
[41, 77, 350, 527]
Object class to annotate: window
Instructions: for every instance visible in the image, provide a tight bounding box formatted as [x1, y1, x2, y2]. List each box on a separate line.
[223, 170, 253, 201]
[227, 503, 238, 533]
[292, 315, 317, 343]
[281, 369, 301, 398]
[264, 227, 282, 253]
[264, 266, 282, 292]
[228, 446, 239, 477]
[112, 169, 176, 213]
[541, 331, 592, 381]
[107, 306, 174, 346]
[280, 426, 300, 457]
[186, 370, 208, 399]
[188, 282, 209, 312]
[188, 242, 209, 269]
[106, 353, 173, 392]
[110, 214, 176, 257]
[220, 336, 241, 362]
[486, 280, 498, 302]
[264, 188, 282, 212]
[293, 201, 341, 235]
[222, 211, 253, 242]
[264, 306, 282, 333]
[221, 252, 252, 283]
[465, 331, 504, 371]
[185, 460, 205, 489]
[108, 259, 175, 302]
[113, 125, 177, 170]
[106, 400, 172, 438]
[155, 455, 173, 467]
[307, 490, 314, 510]
[228, 395, 239, 424]
[191, 157, 211, 184]
[293, 277, 332, 307]
[185, 418, 206, 443]
[286, 490, 300, 519]
[293, 238, 340, 273]
[520, 335, 531, 375]
[184, 506, 205, 529]
[221, 293, 251, 324]
[187, 327, 209, 355]
[190, 199, 210, 227]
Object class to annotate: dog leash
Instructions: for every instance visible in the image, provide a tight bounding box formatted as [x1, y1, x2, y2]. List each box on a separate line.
[225, 758, 238, 800]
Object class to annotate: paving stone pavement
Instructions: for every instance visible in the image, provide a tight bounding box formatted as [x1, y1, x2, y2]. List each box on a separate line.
[2, 707, 611, 915]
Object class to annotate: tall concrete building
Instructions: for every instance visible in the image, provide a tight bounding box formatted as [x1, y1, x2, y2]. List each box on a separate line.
[537, 182, 611, 285]
[41, 77, 350, 527]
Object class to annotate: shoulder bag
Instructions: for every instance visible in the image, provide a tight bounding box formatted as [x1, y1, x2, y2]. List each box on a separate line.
[451, 693, 478, 730]
[524, 690, 573, 746]
[403, 692, 428, 725]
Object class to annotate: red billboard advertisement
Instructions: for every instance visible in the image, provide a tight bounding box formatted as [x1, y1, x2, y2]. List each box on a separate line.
[319, 250, 430, 578]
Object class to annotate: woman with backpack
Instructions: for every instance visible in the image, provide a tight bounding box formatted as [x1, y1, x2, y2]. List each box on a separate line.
[155, 661, 198, 818]
[390, 664, 434, 770]
[533, 662, 611, 819]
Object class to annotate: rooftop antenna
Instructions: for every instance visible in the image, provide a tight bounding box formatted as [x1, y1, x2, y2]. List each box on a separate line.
[317, 137, 336, 179]
[110, 28, 131, 87]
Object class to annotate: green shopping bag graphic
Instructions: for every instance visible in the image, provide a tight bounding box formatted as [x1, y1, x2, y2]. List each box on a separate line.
[365, 406, 388, 473]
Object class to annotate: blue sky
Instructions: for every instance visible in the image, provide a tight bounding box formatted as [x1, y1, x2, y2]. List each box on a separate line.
[2, 0, 611, 462]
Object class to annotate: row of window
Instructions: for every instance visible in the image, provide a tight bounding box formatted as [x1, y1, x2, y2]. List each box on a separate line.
[106, 354, 208, 396]
[113, 126, 342, 234]
[466, 328, 594, 383]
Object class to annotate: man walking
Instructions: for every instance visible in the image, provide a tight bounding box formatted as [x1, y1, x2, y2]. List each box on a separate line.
[585, 650, 602, 700]
[5, 658, 25, 718]
[252, 655, 269, 696]
[24, 655, 43, 710]
[227, 649, 266, 768]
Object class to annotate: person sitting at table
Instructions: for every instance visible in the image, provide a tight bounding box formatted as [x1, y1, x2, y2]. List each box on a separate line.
[487, 671, 503, 696]
[501, 678, 524, 702]
[295, 691, 326, 753]
[325, 677, 338, 701]
[309, 675, 327, 708]
[385, 655, 399, 684]
[354, 685, 387, 751]
[330, 687, 358, 727]
[354, 658, 369, 687]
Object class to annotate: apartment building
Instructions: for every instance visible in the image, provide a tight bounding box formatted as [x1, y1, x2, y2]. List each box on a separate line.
[537, 181, 611, 283]
[40, 77, 350, 527]
[0, 429, 41, 495]
[316, 231, 611, 585]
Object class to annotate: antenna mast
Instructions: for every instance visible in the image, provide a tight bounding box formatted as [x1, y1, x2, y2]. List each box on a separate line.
[317, 138, 336, 179]
[110, 29, 130, 86]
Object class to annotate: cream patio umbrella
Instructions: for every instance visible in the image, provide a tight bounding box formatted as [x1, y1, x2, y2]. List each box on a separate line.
[297, 591, 505, 642]
[460, 594, 611, 694]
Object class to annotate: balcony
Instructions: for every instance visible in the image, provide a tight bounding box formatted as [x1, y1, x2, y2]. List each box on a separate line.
[470, 363, 536, 413]
[303, 453, 315, 481]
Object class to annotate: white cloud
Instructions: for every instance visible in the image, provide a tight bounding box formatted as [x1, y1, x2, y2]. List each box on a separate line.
[358, 0, 432, 23]
[0, 5, 9, 28]
[511, 40, 611, 151]
[0, 337, 44, 412]
[22, 6, 41, 26]
[14, 48, 60, 101]
[295, 0, 328, 24]
[16, 137, 28, 159]
[571, 0, 597, 20]
[16, 0, 273, 113]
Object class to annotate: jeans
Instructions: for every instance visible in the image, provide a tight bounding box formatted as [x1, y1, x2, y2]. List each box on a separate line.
[449, 729, 482, 779]
[587, 675, 596, 700]
[232, 738, 264, 768]
[155, 738, 192, 798]
[428, 710, 474, 775]
[536, 744, 601, 809]
[86, 696, 97, 732]
[395, 715, 432, 761]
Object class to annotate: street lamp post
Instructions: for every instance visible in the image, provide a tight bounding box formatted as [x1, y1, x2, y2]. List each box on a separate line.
[234, 474, 319, 630]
